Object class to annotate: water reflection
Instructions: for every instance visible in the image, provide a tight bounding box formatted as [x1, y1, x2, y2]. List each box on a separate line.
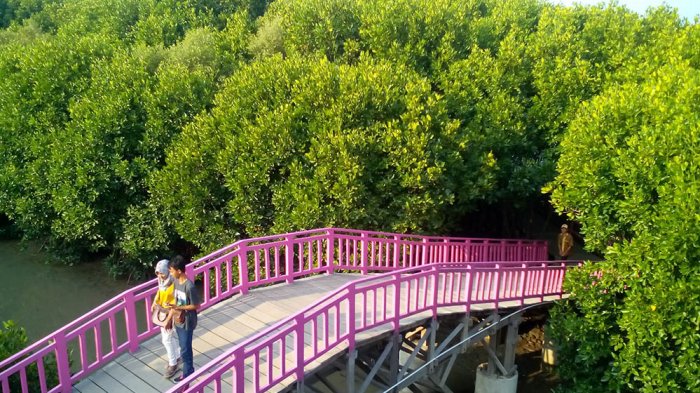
[1, 241, 136, 342]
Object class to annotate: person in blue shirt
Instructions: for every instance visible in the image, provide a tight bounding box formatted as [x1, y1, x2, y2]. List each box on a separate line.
[167, 255, 201, 383]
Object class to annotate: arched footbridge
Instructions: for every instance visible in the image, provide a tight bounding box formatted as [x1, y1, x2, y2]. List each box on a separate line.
[0, 228, 579, 393]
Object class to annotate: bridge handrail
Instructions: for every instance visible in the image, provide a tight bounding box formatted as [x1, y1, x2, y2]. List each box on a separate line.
[172, 260, 579, 393]
[0, 228, 547, 393]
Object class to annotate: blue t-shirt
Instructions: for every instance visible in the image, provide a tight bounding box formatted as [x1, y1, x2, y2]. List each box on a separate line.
[173, 278, 201, 330]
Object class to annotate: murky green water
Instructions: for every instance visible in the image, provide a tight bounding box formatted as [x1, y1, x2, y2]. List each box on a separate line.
[0, 241, 134, 342]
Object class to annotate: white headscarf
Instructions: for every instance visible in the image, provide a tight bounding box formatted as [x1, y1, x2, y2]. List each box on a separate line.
[155, 259, 173, 291]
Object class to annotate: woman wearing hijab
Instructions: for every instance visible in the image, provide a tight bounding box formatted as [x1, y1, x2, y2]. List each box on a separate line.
[152, 259, 181, 378]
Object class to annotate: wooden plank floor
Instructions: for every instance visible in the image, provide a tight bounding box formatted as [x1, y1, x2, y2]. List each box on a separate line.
[73, 274, 364, 393]
[73, 273, 564, 393]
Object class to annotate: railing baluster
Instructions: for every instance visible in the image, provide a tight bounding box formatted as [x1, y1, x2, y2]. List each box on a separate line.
[432, 267, 439, 318]
[19, 368, 27, 393]
[326, 230, 334, 273]
[298, 242, 304, 272]
[539, 263, 547, 302]
[78, 332, 89, 375]
[203, 269, 211, 305]
[495, 264, 501, 310]
[36, 358, 47, 393]
[124, 292, 139, 353]
[284, 237, 294, 284]
[214, 264, 221, 300]
[226, 256, 233, 295]
[53, 331, 71, 393]
[307, 239, 313, 271]
[295, 316, 305, 385]
[254, 248, 261, 282]
[254, 352, 260, 392]
[108, 314, 118, 357]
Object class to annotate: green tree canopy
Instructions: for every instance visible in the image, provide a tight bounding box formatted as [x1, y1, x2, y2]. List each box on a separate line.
[152, 55, 498, 251]
[549, 59, 700, 393]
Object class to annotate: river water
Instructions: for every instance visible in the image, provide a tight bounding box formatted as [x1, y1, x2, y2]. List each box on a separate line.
[0, 241, 134, 342]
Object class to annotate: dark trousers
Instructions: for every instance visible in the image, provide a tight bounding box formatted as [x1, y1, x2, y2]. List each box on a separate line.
[176, 326, 195, 377]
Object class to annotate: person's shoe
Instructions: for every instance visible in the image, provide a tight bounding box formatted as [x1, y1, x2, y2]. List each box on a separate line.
[172, 375, 190, 391]
[163, 365, 179, 379]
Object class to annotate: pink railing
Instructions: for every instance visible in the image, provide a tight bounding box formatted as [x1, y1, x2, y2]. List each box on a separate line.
[171, 261, 577, 393]
[0, 228, 547, 393]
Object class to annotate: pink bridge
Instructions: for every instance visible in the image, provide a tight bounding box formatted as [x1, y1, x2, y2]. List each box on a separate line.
[0, 228, 577, 393]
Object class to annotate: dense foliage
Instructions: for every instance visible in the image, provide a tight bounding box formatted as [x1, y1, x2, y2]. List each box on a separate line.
[0, 320, 58, 390]
[0, 1, 698, 390]
[547, 15, 700, 393]
[548, 59, 700, 392]
[1, 0, 563, 273]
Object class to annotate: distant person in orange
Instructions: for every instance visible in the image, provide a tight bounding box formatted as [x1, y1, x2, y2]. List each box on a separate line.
[558, 224, 574, 260]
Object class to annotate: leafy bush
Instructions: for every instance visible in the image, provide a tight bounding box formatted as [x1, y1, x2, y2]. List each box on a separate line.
[549, 59, 700, 392]
[0, 320, 59, 391]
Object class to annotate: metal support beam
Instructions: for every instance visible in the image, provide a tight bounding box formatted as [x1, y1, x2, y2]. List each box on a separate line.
[358, 338, 394, 393]
[439, 351, 459, 387]
[435, 322, 464, 356]
[355, 360, 391, 391]
[482, 336, 508, 376]
[399, 324, 431, 380]
[296, 307, 538, 393]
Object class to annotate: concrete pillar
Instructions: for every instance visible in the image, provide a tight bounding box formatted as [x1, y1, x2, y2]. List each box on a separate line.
[475, 363, 518, 393]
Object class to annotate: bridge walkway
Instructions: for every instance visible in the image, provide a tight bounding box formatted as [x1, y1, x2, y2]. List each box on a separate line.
[73, 274, 364, 393]
[0, 228, 557, 393]
[75, 271, 564, 393]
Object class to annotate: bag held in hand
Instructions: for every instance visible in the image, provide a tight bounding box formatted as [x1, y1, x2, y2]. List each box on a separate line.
[175, 308, 185, 325]
[151, 305, 170, 327]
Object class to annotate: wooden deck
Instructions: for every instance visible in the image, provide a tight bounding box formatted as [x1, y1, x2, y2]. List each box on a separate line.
[73, 274, 365, 393]
[73, 273, 564, 393]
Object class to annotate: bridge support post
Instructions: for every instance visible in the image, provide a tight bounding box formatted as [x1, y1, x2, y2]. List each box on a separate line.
[346, 349, 357, 393]
[428, 318, 438, 372]
[475, 313, 521, 393]
[388, 332, 400, 391]
[475, 364, 518, 393]
[503, 315, 521, 374]
[486, 326, 499, 376]
[460, 312, 472, 353]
